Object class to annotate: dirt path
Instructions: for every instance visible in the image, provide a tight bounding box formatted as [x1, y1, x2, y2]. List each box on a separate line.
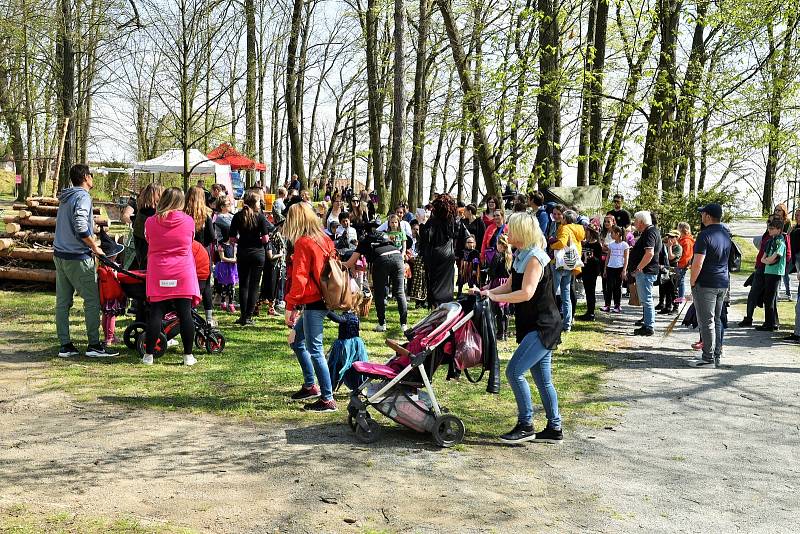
[2, 275, 799, 532]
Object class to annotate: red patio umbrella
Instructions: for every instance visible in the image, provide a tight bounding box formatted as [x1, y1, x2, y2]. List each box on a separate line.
[207, 142, 267, 172]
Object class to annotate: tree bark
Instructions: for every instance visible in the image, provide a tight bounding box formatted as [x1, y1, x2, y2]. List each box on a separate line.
[245, 0, 257, 187]
[387, 0, 406, 209]
[59, 0, 76, 190]
[533, 0, 561, 188]
[365, 0, 387, 211]
[408, 0, 430, 210]
[435, 0, 498, 198]
[286, 0, 307, 188]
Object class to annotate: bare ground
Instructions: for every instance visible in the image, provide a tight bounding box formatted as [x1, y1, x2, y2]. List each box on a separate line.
[2, 273, 799, 533]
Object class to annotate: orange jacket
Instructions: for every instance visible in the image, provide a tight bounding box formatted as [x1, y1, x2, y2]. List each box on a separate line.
[285, 235, 334, 311]
[677, 234, 695, 269]
[192, 240, 211, 281]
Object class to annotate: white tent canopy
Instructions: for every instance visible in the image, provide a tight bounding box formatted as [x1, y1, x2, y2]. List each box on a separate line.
[134, 148, 230, 175]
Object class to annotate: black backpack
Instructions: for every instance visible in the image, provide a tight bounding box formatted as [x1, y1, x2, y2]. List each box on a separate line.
[728, 238, 742, 273]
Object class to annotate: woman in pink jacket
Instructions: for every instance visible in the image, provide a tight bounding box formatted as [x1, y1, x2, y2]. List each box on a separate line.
[142, 187, 200, 366]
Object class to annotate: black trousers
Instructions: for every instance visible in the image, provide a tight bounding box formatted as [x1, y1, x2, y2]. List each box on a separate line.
[134, 235, 148, 269]
[373, 253, 408, 326]
[200, 277, 213, 311]
[582, 272, 598, 315]
[605, 267, 623, 307]
[147, 298, 194, 355]
[762, 273, 782, 327]
[237, 249, 265, 321]
[746, 269, 779, 323]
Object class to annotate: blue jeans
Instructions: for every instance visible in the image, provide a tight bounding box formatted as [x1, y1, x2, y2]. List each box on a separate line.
[553, 268, 573, 330]
[505, 331, 561, 429]
[635, 272, 657, 329]
[291, 308, 333, 401]
[675, 267, 687, 299]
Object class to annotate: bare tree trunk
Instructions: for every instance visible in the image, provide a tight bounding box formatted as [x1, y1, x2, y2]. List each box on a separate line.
[365, 0, 386, 211]
[577, 0, 597, 186]
[59, 0, 76, 189]
[436, 0, 498, 198]
[245, 0, 257, 186]
[387, 0, 406, 209]
[533, 0, 560, 188]
[430, 71, 454, 200]
[408, 0, 430, 210]
[286, 0, 307, 187]
[588, 0, 608, 185]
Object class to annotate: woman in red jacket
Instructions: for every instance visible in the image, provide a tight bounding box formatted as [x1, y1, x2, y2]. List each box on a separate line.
[283, 202, 337, 412]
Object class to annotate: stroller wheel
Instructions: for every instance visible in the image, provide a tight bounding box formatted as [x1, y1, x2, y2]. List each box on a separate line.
[123, 322, 146, 349]
[205, 333, 226, 354]
[137, 331, 168, 358]
[347, 411, 371, 432]
[432, 415, 465, 448]
[354, 418, 381, 444]
[194, 332, 207, 350]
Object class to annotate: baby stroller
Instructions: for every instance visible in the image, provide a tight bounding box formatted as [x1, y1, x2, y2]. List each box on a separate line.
[97, 255, 226, 357]
[347, 302, 477, 448]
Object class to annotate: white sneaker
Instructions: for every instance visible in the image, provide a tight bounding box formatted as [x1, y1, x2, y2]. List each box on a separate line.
[401, 324, 408, 332]
[141, 354, 154, 365]
[374, 323, 387, 332]
[183, 354, 197, 366]
[166, 338, 178, 347]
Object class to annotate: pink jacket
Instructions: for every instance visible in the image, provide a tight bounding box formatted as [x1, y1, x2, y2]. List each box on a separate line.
[145, 211, 200, 304]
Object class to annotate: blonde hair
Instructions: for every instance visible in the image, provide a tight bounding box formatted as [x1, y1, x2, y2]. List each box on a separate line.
[677, 221, 691, 235]
[139, 183, 163, 210]
[156, 187, 185, 217]
[184, 186, 210, 230]
[497, 234, 512, 271]
[387, 213, 400, 229]
[283, 202, 326, 244]
[507, 211, 546, 250]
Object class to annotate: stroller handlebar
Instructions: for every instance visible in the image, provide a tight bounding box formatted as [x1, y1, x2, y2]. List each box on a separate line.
[96, 252, 146, 282]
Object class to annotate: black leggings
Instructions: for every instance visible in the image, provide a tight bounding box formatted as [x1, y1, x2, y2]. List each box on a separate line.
[147, 298, 194, 355]
[237, 249, 265, 320]
[373, 254, 408, 325]
[582, 272, 598, 315]
[605, 267, 623, 307]
[200, 277, 213, 311]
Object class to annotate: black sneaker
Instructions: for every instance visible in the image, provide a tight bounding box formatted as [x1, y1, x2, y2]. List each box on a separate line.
[634, 319, 644, 326]
[499, 423, 536, 444]
[782, 334, 800, 343]
[576, 313, 595, 321]
[85, 343, 120, 358]
[58, 342, 80, 358]
[689, 358, 715, 368]
[303, 398, 337, 412]
[755, 325, 778, 332]
[738, 318, 753, 327]
[290, 384, 321, 401]
[655, 303, 663, 311]
[533, 425, 563, 443]
[633, 326, 654, 336]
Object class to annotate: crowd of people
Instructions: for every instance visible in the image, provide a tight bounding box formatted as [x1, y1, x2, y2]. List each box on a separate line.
[52, 163, 799, 442]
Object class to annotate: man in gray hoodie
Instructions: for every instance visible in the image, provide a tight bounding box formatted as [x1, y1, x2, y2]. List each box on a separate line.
[54, 164, 118, 358]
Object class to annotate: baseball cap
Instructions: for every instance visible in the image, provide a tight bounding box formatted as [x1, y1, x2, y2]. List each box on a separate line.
[697, 203, 722, 219]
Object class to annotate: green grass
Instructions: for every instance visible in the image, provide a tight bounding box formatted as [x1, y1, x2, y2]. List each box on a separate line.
[0, 289, 616, 436]
[0, 504, 192, 534]
[732, 235, 758, 277]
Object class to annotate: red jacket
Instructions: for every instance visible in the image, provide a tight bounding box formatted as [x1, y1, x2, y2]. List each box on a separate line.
[285, 235, 333, 311]
[192, 240, 211, 281]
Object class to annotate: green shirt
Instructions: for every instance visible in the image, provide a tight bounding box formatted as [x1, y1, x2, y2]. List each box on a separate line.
[386, 230, 406, 252]
[764, 236, 786, 276]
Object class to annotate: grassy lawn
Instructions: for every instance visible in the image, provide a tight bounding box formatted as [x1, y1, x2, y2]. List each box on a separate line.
[0, 504, 191, 534]
[0, 286, 617, 437]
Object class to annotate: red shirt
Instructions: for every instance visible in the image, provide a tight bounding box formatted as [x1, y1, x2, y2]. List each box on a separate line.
[285, 235, 334, 311]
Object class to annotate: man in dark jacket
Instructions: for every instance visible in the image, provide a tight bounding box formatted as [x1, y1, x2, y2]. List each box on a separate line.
[54, 164, 118, 358]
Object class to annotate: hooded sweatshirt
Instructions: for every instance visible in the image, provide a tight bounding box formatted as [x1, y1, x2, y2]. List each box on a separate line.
[54, 186, 95, 260]
[551, 222, 586, 275]
[144, 211, 200, 304]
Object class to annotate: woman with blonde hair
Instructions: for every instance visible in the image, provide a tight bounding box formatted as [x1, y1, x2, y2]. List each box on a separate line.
[473, 212, 563, 444]
[143, 187, 200, 366]
[132, 183, 164, 268]
[284, 202, 337, 411]
[185, 186, 215, 323]
[230, 189, 273, 325]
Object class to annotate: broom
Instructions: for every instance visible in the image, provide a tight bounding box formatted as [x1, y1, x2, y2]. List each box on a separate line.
[663, 299, 690, 338]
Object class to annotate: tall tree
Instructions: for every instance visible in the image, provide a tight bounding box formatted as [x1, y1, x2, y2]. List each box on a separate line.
[286, 0, 307, 188]
[532, 0, 561, 188]
[387, 0, 406, 209]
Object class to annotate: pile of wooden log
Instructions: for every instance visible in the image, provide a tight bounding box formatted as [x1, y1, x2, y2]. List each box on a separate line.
[0, 196, 107, 284]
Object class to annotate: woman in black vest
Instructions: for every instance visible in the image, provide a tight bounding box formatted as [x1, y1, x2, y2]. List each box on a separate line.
[474, 211, 563, 444]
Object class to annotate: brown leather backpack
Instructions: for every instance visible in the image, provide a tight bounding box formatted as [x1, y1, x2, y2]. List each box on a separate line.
[311, 239, 359, 312]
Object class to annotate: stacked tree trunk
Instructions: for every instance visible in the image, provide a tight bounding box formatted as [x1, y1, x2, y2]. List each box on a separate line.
[0, 197, 106, 284]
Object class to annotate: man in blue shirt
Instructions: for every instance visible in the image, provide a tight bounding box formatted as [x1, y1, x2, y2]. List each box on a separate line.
[689, 203, 732, 368]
